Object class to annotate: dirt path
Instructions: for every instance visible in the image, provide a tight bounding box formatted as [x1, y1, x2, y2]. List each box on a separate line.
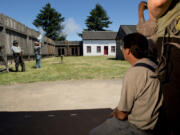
[0, 79, 122, 111]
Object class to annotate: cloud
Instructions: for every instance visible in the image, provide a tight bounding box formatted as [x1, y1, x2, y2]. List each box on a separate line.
[62, 17, 81, 38]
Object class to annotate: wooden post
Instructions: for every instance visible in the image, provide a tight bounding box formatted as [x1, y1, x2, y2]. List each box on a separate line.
[60, 55, 63, 64]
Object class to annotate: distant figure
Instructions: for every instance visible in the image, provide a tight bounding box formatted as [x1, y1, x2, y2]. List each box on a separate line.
[89, 33, 163, 135]
[34, 41, 41, 68]
[11, 40, 25, 72]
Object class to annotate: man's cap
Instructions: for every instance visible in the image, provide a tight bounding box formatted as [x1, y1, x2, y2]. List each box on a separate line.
[13, 40, 18, 44]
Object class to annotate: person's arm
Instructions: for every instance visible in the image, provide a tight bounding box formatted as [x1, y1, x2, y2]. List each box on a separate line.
[109, 108, 128, 120]
[148, 0, 172, 21]
[138, 1, 148, 21]
[19, 46, 23, 55]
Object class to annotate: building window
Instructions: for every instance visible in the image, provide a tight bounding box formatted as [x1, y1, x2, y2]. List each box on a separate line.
[111, 46, 115, 53]
[97, 46, 101, 53]
[87, 46, 91, 53]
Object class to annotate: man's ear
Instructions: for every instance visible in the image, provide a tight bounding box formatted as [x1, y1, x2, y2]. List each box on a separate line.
[127, 49, 131, 55]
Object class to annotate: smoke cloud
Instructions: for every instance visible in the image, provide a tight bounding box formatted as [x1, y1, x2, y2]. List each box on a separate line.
[62, 17, 81, 39]
[37, 27, 46, 43]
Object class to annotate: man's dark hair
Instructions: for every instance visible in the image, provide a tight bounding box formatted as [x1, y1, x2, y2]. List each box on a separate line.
[122, 32, 148, 59]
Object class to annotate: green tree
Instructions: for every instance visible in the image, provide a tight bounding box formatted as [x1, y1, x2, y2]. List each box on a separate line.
[33, 3, 65, 41]
[85, 3, 112, 31]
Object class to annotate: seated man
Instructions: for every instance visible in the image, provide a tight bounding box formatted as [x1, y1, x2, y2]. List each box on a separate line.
[89, 33, 163, 135]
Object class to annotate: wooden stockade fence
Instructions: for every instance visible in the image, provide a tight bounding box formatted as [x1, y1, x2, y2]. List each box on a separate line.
[0, 14, 84, 71]
[0, 14, 57, 71]
[0, 14, 55, 62]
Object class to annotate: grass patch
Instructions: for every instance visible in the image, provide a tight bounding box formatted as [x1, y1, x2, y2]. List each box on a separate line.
[0, 56, 130, 85]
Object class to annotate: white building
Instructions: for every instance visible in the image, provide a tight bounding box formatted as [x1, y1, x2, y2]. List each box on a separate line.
[82, 31, 117, 56]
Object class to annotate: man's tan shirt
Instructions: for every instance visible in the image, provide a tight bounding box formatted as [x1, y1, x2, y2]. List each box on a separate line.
[117, 58, 163, 130]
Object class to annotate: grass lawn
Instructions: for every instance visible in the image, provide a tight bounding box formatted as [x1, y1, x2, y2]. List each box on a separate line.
[0, 56, 130, 85]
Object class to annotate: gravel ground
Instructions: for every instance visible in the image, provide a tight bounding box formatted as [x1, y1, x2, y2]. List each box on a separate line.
[0, 79, 122, 111]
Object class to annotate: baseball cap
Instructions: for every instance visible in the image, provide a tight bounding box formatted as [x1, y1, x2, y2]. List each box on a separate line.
[13, 40, 18, 44]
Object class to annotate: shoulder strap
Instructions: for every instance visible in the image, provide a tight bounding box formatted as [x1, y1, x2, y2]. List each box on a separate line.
[134, 63, 155, 72]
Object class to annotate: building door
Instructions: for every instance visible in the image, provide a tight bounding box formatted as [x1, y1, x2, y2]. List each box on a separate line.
[72, 48, 75, 56]
[58, 48, 65, 56]
[104, 46, 108, 55]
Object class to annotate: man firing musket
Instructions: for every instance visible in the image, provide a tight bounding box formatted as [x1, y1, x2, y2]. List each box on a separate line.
[11, 40, 25, 72]
[33, 27, 46, 68]
[34, 41, 41, 68]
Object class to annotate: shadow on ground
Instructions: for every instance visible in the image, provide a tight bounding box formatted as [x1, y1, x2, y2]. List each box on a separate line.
[107, 58, 117, 61]
[0, 108, 112, 135]
[107, 58, 125, 61]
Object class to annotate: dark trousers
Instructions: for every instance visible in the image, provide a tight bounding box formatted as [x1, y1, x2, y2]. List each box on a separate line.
[89, 117, 154, 135]
[162, 84, 180, 135]
[159, 45, 180, 135]
[14, 54, 25, 72]
[156, 36, 180, 135]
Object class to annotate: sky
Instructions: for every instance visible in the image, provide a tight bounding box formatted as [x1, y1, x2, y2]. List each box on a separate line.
[1, 0, 149, 41]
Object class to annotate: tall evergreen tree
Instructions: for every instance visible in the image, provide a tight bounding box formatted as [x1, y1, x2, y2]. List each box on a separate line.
[85, 3, 112, 31]
[33, 3, 65, 41]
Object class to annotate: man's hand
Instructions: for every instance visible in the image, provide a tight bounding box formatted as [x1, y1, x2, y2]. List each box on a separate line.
[139, 1, 148, 19]
[108, 108, 128, 120]
[139, 1, 148, 11]
[108, 109, 116, 118]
